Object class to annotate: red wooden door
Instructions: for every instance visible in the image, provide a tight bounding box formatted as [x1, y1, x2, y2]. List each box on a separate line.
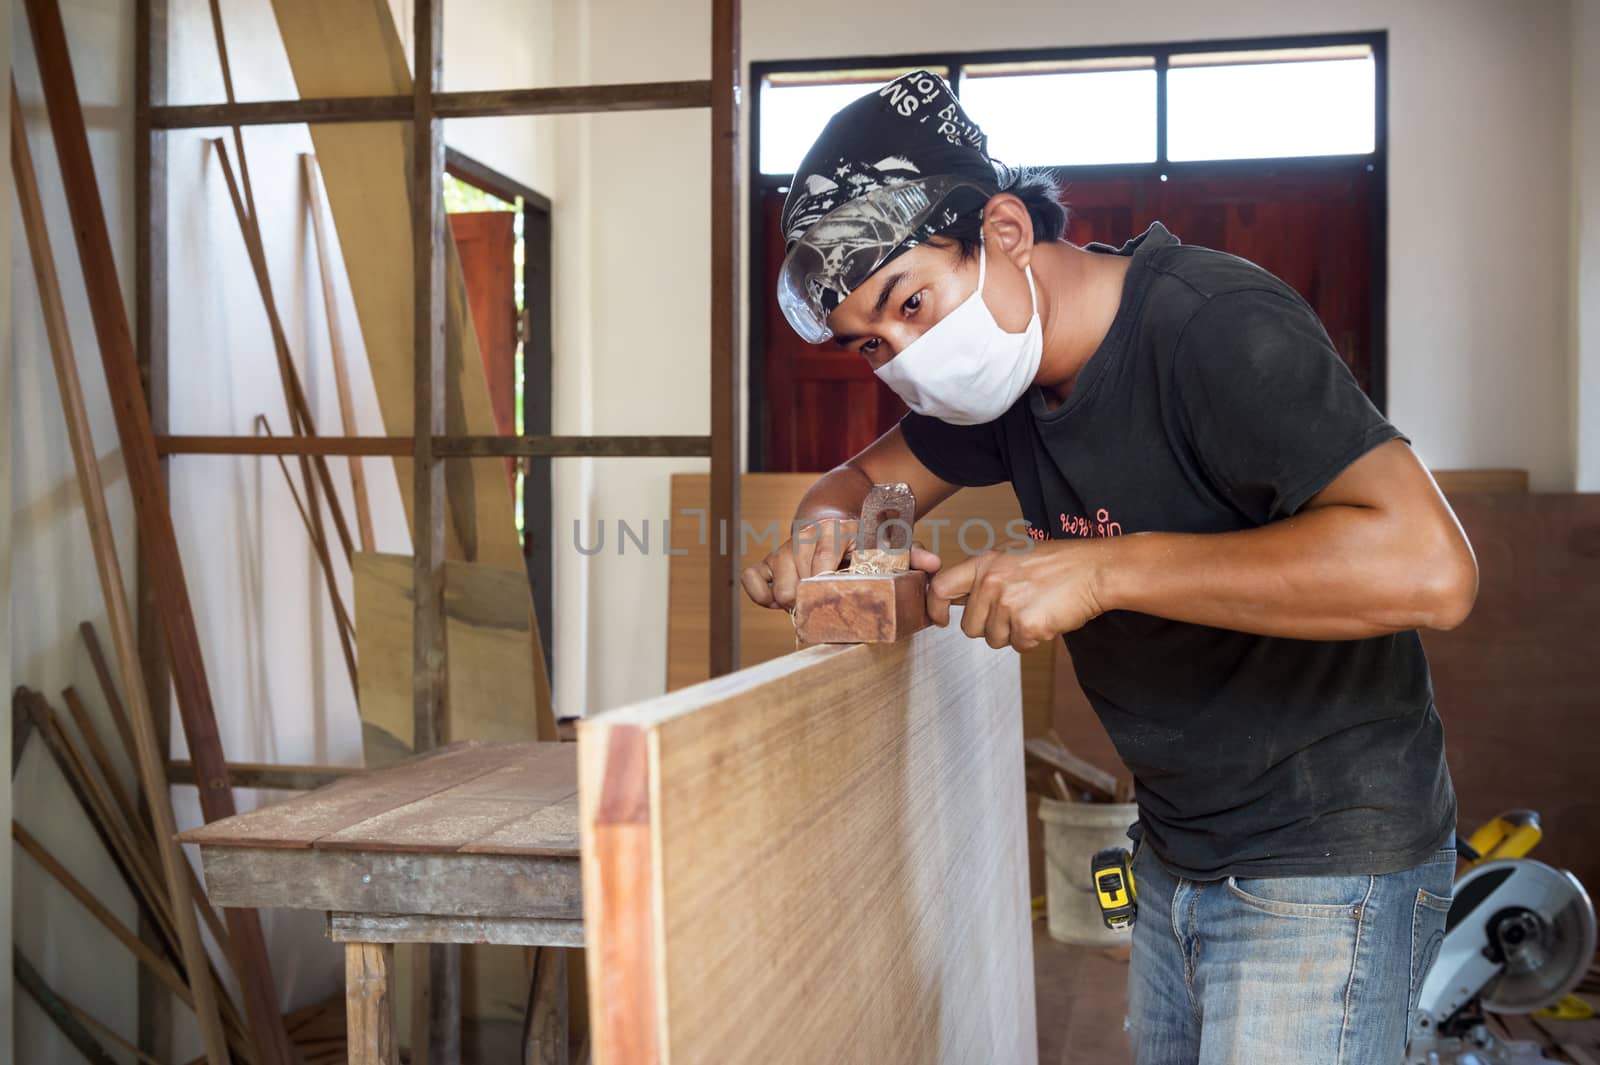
[450, 210, 518, 438]
[757, 167, 1377, 471]
[1064, 169, 1375, 392]
[451, 210, 518, 489]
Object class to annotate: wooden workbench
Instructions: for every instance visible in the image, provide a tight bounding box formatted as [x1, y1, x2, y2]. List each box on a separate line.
[179, 741, 581, 1063]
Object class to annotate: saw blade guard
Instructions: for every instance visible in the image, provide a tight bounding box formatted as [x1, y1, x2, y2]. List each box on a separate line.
[1448, 859, 1598, 1015]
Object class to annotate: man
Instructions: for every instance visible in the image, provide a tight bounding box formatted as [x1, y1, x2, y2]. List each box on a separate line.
[742, 71, 1476, 1063]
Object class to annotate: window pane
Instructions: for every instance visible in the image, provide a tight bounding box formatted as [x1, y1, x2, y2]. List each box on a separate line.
[759, 70, 947, 175]
[1166, 57, 1375, 161]
[760, 82, 875, 174]
[958, 67, 1157, 166]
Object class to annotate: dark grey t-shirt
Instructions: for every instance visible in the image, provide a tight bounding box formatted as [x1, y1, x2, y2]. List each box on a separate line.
[902, 222, 1455, 880]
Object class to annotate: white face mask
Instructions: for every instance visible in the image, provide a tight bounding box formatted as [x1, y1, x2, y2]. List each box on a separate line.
[873, 239, 1043, 425]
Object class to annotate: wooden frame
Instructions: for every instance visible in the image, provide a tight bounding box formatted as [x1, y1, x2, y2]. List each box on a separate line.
[132, 0, 743, 1056]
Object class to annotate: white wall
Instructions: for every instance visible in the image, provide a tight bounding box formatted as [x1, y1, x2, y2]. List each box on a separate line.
[549, 0, 1587, 716]
[1575, 0, 1600, 491]
[548, 0, 713, 717]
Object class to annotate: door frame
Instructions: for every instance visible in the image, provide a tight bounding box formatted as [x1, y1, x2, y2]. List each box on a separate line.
[445, 148, 556, 675]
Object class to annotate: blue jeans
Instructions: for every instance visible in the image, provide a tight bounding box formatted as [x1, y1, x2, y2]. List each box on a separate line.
[1125, 839, 1456, 1064]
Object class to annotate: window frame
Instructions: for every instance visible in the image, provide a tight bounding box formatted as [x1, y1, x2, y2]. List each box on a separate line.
[746, 31, 1389, 468]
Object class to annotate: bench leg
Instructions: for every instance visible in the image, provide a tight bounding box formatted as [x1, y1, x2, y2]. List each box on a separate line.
[346, 942, 396, 1065]
[522, 946, 569, 1065]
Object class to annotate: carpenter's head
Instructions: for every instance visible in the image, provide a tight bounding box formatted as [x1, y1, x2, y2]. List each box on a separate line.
[776, 70, 1067, 422]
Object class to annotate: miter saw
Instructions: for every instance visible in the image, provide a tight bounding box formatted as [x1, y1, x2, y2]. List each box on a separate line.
[1407, 811, 1597, 1065]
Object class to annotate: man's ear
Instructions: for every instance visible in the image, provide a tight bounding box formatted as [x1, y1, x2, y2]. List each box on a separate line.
[981, 192, 1035, 268]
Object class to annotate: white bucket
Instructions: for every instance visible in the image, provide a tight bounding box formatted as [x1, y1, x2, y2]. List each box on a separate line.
[1038, 798, 1139, 946]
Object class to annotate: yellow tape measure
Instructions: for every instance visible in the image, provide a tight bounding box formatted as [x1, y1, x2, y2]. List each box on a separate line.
[1091, 846, 1137, 931]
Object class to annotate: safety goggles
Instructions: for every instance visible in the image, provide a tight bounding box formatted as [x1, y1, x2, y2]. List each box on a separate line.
[776, 175, 990, 344]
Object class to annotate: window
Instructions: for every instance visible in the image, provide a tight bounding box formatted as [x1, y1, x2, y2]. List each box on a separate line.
[754, 39, 1379, 174]
[1166, 46, 1376, 162]
[958, 59, 1157, 166]
[759, 68, 949, 175]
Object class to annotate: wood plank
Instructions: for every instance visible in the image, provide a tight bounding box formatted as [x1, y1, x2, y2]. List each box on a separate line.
[305, 152, 377, 553]
[1023, 738, 1118, 802]
[577, 724, 657, 1065]
[267, 0, 554, 742]
[579, 614, 1037, 1065]
[11, 822, 198, 1014]
[346, 942, 398, 1065]
[459, 794, 579, 857]
[133, 0, 175, 1056]
[177, 741, 522, 848]
[14, 950, 121, 1065]
[156, 434, 712, 457]
[21, 6, 294, 1059]
[167, 759, 361, 791]
[328, 913, 584, 949]
[318, 745, 574, 853]
[707, 0, 742, 678]
[9, 81, 233, 1065]
[354, 554, 541, 765]
[150, 80, 714, 128]
[199, 846, 581, 918]
[1434, 468, 1530, 495]
[524, 947, 570, 1065]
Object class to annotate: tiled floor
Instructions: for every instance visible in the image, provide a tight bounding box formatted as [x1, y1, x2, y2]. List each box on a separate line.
[1033, 921, 1134, 1065]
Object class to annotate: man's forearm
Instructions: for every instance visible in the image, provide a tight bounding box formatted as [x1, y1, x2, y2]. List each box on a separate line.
[1096, 504, 1476, 641]
[792, 462, 873, 527]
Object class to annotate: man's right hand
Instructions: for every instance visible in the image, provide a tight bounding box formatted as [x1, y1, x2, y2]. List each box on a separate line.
[740, 425, 960, 611]
[741, 517, 859, 611]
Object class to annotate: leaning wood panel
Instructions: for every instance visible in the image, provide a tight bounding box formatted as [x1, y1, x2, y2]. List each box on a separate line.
[268, 0, 554, 740]
[355, 553, 541, 765]
[580, 617, 1037, 1065]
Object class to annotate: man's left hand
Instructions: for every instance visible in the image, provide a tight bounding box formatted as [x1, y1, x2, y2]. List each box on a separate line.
[928, 540, 1111, 652]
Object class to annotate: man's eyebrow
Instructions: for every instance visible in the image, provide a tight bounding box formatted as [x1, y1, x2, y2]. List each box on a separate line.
[871, 271, 908, 318]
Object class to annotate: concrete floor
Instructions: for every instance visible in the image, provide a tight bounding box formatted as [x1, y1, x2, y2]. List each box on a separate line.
[1033, 921, 1134, 1065]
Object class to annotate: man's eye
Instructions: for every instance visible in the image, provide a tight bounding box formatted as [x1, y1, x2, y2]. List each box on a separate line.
[861, 338, 881, 355]
[902, 291, 923, 316]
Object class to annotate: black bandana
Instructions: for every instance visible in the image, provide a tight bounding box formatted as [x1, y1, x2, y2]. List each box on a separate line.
[777, 70, 1004, 331]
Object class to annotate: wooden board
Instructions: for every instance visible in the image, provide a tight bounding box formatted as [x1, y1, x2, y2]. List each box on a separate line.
[1421, 493, 1600, 893]
[669, 473, 1059, 895]
[580, 614, 1037, 1065]
[180, 741, 575, 856]
[268, 0, 555, 739]
[355, 552, 540, 764]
